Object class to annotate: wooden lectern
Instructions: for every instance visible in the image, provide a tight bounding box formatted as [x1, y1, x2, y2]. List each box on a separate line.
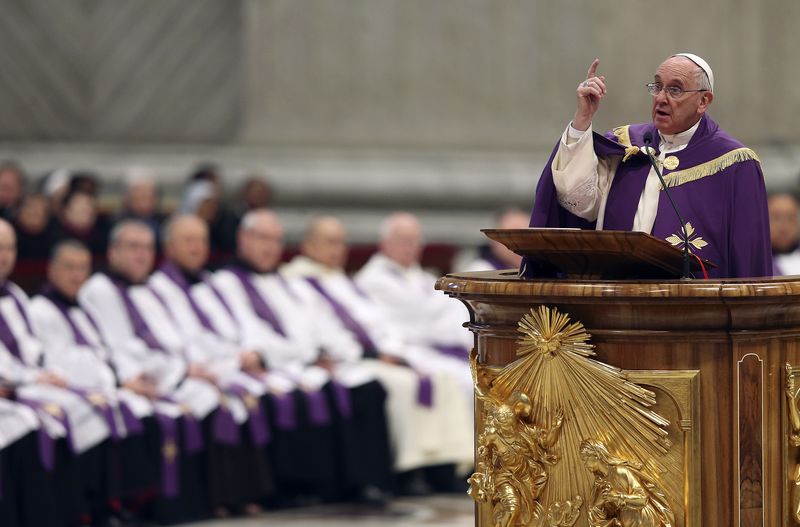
[436, 229, 800, 527]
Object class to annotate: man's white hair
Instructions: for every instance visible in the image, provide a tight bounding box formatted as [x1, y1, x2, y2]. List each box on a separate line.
[379, 212, 421, 241]
[239, 208, 280, 232]
[160, 213, 206, 246]
[108, 219, 153, 246]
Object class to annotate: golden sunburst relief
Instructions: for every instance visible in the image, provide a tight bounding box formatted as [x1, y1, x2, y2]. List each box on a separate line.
[471, 306, 680, 526]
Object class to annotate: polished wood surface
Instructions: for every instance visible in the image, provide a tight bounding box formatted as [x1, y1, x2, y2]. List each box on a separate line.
[437, 271, 800, 526]
[482, 228, 712, 279]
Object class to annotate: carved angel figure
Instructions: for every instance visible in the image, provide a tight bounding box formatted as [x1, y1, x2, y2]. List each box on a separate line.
[469, 389, 572, 527]
[784, 363, 800, 522]
[579, 439, 674, 527]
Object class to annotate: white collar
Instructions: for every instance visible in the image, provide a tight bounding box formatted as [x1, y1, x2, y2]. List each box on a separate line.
[280, 255, 341, 279]
[659, 119, 701, 149]
[375, 253, 419, 274]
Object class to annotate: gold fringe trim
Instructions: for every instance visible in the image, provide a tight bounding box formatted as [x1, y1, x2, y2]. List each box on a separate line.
[622, 145, 640, 163]
[660, 147, 761, 190]
[612, 125, 632, 148]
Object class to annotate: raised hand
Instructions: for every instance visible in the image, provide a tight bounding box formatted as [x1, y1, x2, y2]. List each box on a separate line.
[572, 58, 607, 132]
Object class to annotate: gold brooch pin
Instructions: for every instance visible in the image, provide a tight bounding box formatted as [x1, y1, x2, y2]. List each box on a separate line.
[662, 156, 680, 170]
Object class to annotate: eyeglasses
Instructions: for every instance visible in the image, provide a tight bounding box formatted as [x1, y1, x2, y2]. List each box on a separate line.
[646, 82, 707, 99]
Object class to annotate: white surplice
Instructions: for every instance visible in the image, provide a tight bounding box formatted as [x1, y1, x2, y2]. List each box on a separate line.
[281, 255, 474, 470]
[28, 293, 154, 428]
[354, 252, 473, 351]
[78, 273, 219, 420]
[0, 282, 110, 453]
[0, 398, 39, 451]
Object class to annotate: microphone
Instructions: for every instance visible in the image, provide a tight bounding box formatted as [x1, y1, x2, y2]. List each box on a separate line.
[642, 131, 691, 279]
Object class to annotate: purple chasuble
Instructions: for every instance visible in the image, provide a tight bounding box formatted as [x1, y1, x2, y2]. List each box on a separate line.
[527, 115, 771, 279]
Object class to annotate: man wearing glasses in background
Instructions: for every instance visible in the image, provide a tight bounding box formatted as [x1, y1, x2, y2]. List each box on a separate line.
[528, 53, 771, 279]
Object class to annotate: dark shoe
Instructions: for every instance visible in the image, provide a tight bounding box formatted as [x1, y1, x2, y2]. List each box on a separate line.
[397, 470, 432, 497]
[358, 485, 390, 508]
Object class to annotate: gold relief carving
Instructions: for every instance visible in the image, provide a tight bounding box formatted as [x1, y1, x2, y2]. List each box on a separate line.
[625, 371, 701, 527]
[580, 439, 674, 527]
[784, 364, 800, 523]
[470, 306, 682, 526]
[468, 377, 582, 526]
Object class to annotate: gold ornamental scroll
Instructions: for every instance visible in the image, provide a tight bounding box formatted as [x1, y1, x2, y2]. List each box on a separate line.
[469, 306, 699, 527]
[785, 364, 800, 524]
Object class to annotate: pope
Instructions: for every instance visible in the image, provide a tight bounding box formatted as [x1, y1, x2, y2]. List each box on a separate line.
[527, 54, 771, 279]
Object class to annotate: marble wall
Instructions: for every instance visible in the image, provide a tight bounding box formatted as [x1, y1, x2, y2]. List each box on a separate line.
[1, 0, 796, 148]
[240, 0, 798, 149]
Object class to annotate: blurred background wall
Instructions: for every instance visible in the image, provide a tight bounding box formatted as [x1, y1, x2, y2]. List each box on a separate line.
[0, 0, 798, 247]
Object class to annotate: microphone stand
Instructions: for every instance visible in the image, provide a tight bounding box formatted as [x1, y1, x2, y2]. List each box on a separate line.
[642, 135, 692, 280]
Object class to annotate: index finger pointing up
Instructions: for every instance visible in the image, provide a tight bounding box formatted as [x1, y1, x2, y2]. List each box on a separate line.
[586, 58, 600, 80]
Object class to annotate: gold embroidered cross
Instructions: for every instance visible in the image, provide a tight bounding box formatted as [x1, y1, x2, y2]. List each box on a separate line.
[665, 222, 708, 253]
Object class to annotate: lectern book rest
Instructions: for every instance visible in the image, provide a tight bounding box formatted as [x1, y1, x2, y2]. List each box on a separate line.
[483, 227, 714, 280]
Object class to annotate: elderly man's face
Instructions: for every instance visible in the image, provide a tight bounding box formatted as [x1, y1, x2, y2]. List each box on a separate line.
[108, 226, 155, 283]
[303, 219, 348, 270]
[166, 217, 209, 274]
[127, 182, 157, 217]
[382, 222, 422, 268]
[769, 194, 800, 253]
[0, 222, 16, 280]
[238, 215, 284, 273]
[49, 246, 92, 300]
[651, 57, 712, 135]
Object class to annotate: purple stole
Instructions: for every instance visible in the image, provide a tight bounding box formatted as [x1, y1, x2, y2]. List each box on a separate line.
[105, 273, 207, 487]
[108, 275, 165, 351]
[158, 263, 274, 445]
[225, 265, 354, 421]
[305, 276, 433, 407]
[154, 412, 180, 497]
[38, 285, 147, 441]
[0, 283, 34, 362]
[39, 285, 93, 346]
[157, 263, 216, 331]
[305, 277, 379, 359]
[225, 265, 287, 336]
[0, 283, 66, 470]
[226, 383, 271, 445]
[13, 395, 71, 472]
